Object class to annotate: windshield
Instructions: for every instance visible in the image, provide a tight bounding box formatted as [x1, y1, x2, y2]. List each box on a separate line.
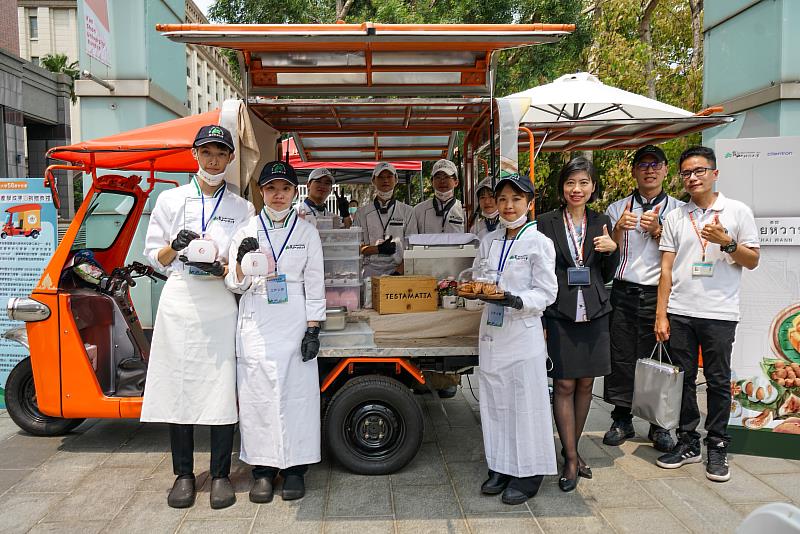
[71, 192, 136, 251]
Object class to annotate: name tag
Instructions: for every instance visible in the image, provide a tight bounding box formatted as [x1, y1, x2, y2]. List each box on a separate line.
[486, 303, 504, 327]
[188, 266, 211, 276]
[267, 274, 288, 304]
[567, 266, 591, 286]
[692, 262, 715, 277]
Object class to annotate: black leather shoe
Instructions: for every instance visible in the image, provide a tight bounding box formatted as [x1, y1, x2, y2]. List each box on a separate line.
[603, 419, 635, 446]
[558, 464, 579, 493]
[648, 426, 676, 453]
[281, 474, 305, 501]
[167, 475, 196, 508]
[249, 477, 274, 503]
[438, 385, 458, 399]
[501, 475, 543, 505]
[210, 477, 236, 509]
[480, 471, 511, 495]
[560, 448, 592, 479]
[500, 486, 529, 505]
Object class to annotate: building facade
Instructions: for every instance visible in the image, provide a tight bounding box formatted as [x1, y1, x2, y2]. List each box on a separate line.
[17, 1, 79, 68]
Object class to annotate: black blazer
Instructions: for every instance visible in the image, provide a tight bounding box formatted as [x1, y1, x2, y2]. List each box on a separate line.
[536, 208, 620, 321]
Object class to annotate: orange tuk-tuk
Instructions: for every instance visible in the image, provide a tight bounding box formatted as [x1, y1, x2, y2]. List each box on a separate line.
[2, 204, 42, 239]
[2, 22, 732, 474]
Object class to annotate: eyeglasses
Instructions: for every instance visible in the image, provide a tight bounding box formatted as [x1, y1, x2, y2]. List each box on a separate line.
[679, 167, 714, 179]
[635, 161, 665, 171]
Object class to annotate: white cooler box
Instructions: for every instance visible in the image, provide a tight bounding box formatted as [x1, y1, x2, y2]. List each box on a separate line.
[403, 233, 479, 279]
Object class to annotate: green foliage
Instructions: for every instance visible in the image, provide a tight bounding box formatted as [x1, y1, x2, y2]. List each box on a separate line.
[40, 53, 80, 104]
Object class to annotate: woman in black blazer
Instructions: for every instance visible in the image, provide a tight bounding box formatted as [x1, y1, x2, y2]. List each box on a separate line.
[536, 157, 619, 493]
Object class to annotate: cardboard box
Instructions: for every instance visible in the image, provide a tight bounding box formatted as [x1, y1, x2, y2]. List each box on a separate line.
[372, 275, 438, 315]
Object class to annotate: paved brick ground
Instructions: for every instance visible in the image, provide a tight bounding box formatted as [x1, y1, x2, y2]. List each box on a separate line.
[0, 380, 798, 534]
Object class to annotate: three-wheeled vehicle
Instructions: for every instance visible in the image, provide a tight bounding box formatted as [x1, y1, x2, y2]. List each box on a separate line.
[3, 22, 733, 475]
[2, 204, 42, 239]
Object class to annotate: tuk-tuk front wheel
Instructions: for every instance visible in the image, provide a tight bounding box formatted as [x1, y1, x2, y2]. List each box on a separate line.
[0, 232, 6, 239]
[323, 374, 423, 475]
[29, 230, 39, 239]
[5, 358, 84, 436]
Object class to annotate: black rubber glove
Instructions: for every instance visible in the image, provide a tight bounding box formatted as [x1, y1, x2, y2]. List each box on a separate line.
[337, 191, 350, 219]
[171, 229, 200, 251]
[181, 259, 225, 277]
[301, 326, 321, 362]
[478, 291, 524, 309]
[236, 237, 260, 264]
[377, 238, 397, 255]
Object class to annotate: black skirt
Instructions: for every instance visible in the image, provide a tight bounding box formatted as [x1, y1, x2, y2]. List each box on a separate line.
[546, 313, 611, 379]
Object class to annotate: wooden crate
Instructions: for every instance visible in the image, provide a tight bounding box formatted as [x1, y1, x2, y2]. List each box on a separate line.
[372, 275, 438, 315]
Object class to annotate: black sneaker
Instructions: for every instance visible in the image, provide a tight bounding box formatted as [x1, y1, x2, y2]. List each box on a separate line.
[706, 444, 731, 482]
[648, 426, 676, 453]
[656, 440, 702, 469]
[602, 419, 635, 446]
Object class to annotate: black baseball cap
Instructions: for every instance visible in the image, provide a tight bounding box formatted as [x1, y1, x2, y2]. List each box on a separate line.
[258, 160, 298, 187]
[494, 173, 534, 195]
[632, 144, 667, 165]
[193, 124, 235, 152]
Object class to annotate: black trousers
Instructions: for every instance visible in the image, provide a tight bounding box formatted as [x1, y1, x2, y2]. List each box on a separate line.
[253, 464, 308, 480]
[605, 280, 661, 419]
[170, 423, 235, 479]
[668, 314, 737, 447]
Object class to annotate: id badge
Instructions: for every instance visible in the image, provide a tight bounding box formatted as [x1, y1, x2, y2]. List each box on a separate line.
[486, 303, 504, 327]
[692, 261, 715, 277]
[567, 266, 591, 286]
[267, 274, 288, 304]
[187, 265, 211, 276]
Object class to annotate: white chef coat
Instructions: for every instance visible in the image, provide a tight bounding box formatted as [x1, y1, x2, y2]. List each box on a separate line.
[473, 223, 559, 477]
[226, 209, 326, 468]
[606, 192, 684, 286]
[352, 198, 417, 277]
[659, 192, 759, 322]
[141, 178, 254, 425]
[411, 198, 465, 234]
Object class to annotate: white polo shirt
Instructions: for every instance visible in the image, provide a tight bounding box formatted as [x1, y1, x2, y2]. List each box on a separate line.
[606, 192, 684, 286]
[659, 192, 759, 321]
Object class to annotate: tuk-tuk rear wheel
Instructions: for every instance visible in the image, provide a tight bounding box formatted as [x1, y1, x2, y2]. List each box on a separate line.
[5, 358, 84, 436]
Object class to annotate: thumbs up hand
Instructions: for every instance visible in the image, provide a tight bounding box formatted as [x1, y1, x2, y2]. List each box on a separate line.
[616, 204, 638, 232]
[701, 214, 730, 245]
[593, 224, 618, 253]
[640, 204, 662, 236]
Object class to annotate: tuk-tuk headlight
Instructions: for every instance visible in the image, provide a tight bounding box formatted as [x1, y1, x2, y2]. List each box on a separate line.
[7, 297, 50, 322]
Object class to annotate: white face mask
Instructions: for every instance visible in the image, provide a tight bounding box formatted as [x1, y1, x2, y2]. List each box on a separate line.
[375, 189, 394, 202]
[482, 209, 499, 219]
[197, 167, 226, 187]
[263, 204, 293, 222]
[434, 189, 454, 202]
[499, 212, 528, 230]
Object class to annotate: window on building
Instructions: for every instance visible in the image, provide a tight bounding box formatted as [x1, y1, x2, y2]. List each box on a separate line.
[29, 16, 38, 39]
[186, 66, 190, 77]
[31, 56, 39, 66]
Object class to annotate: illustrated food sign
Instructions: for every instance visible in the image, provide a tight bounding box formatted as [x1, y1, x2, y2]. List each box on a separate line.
[83, 0, 111, 66]
[0, 180, 57, 407]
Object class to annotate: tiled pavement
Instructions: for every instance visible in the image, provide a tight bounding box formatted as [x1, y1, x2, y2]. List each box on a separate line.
[0, 380, 798, 534]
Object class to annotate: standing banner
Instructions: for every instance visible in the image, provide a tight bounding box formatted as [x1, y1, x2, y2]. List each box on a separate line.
[716, 136, 800, 458]
[0, 179, 57, 407]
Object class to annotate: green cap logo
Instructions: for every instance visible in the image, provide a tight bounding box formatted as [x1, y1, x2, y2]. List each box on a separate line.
[272, 162, 287, 174]
[209, 126, 224, 137]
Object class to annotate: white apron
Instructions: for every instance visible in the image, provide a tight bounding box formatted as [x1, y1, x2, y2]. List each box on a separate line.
[226, 212, 326, 468]
[476, 224, 559, 477]
[140, 273, 238, 424]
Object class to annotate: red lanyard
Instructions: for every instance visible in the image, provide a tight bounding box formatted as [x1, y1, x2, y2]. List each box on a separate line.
[564, 210, 587, 266]
[688, 209, 714, 262]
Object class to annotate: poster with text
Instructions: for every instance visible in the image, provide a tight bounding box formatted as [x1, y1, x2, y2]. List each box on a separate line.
[0, 179, 57, 407]
[83, 0, 111, 66]
[716, 136, 800, 458]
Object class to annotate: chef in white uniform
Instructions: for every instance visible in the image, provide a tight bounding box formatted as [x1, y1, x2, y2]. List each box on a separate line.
[473, 174, 558, 505]
[226, 160, 326, 504]
[142, 124, 254, 510]
[412, 159, 464, 233]
[296, 167, 349, 227]
[352, 162, 417, 277]
[471, 176, 500, 238]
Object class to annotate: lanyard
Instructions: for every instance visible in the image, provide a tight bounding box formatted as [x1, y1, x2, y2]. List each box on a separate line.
[258, 209, 298, 268]
[497, 222, 536, 273]
[434, 197, 456, 231]
[304, 198, 327, 216]
[193, 178, 226, 236]
[485, 215, 499, 232]
[688, 209, 714, 262]
[376, 201, 396, 236]
[564, 209, 587, 266]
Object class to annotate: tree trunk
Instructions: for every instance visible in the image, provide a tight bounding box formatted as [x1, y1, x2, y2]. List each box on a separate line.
[638, 0, 659, 99]
[585, 0, 604, 74]
[688, 0, 704, 110]
[336, 0, 355, 20]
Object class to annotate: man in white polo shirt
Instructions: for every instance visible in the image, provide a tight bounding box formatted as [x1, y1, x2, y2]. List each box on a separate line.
[603, 145, 684, 453]
[654, 146, 760, 483]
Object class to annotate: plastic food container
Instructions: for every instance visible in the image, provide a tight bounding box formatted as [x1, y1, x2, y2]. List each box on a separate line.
[322, 306, 348, 331]
[319, 321, 375, 348]
[318, 228, 362, 245]
[325, 283, 360, 311]
[321, 244, 361, 259]
[323, 256, 360, 282]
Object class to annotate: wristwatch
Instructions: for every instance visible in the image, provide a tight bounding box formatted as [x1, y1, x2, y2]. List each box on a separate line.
[720, 239, 738, 254]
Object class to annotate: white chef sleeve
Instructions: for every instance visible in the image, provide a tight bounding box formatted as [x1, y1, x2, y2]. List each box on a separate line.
[518, 236, 558, 313]
[304, 228, 327, 321]
[143, 195, 175, 274]
[224, 227, 253, 294]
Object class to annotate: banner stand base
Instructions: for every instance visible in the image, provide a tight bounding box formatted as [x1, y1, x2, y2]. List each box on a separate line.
[728, 427, 800, 460]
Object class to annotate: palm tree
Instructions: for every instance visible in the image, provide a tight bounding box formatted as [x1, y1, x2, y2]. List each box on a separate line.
[40, 53, 80, 103]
